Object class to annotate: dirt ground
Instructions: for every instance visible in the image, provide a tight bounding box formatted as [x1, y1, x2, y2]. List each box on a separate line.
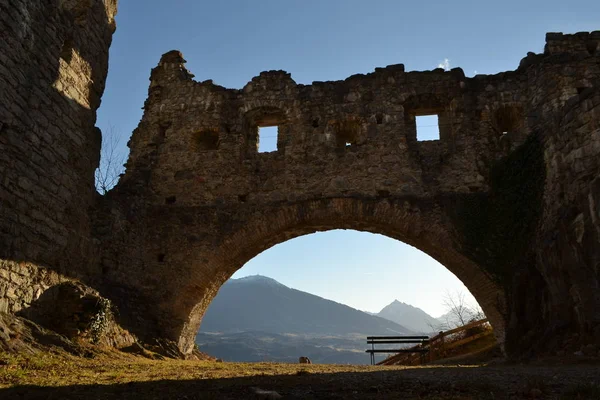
[1, 351, 600, 399]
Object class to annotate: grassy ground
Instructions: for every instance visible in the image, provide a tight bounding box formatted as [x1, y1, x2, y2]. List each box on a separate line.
[1, 351, 599, 399]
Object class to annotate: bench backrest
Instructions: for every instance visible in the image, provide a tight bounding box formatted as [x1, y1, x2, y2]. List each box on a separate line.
[367, 336, 429, 344]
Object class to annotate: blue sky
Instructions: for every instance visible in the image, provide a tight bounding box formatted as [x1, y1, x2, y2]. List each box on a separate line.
[97, 1, 599, 316]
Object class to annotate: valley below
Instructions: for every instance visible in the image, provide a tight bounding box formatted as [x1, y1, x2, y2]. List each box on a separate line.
[196, 331, 385, 365]
[194, 275, 443, 365]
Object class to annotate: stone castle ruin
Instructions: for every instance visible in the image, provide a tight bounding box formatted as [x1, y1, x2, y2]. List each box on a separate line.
[1, 1, 599, 358]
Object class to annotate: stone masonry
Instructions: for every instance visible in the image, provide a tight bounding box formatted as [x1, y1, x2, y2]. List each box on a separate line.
[0, 1, 117, 312]
[0, 1, 599, 358]
[96, 31, 600, 356]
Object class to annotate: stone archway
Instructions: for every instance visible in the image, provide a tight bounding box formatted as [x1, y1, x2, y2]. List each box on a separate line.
[164, 197, 506, 354]
[93, 39, 600, 359]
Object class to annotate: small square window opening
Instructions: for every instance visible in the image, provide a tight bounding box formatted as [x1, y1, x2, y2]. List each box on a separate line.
[258, 126, 278, 153]
[416, 115, 440, 141]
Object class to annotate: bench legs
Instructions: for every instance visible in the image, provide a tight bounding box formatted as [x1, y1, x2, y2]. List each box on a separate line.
[371, 342, 375, 365]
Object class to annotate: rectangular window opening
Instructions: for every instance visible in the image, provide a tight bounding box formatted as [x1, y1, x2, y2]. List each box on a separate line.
[258, 126, 279, 153]
[416, 115, 440, 141]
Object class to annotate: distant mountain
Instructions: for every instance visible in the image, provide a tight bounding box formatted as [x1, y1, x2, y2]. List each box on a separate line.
[377, 300, 440, 333]
[198, 275, 413, 336]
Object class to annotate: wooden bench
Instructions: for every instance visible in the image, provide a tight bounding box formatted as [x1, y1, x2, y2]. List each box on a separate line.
[366, 336, 429, 365]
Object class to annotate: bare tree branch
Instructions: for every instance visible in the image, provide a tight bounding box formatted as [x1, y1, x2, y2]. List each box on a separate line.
[441, 290, 486, 329]
[95, 126, 126, 195]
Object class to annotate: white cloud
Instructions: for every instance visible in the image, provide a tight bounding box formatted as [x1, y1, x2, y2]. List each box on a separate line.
[437, 58, 451, 71]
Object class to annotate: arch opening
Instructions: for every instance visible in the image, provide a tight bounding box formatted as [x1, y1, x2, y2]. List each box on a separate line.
[196, 229, 489, 363]
[168, 198, 507, 355]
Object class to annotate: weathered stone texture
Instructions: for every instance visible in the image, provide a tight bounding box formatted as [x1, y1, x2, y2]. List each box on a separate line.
[0, 1, 117, 312]
[0, 4, 598, 361]
[0, 260, 65, 314]
[532, 89, 600, 352]
[95, 32, 600, 356]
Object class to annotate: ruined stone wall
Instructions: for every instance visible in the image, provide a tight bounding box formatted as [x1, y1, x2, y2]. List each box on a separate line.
[122, 55, 522, 207]
[446, 32, 600, 356]
[1, 5, 598, 360]
[532, 87, 600, 353]
[503, 32, 600, 355]
[0, 0, 118, 313]
[102, 52, 526, 350]
[96, 32, 599, 355]
[545, 31, 600, 56]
